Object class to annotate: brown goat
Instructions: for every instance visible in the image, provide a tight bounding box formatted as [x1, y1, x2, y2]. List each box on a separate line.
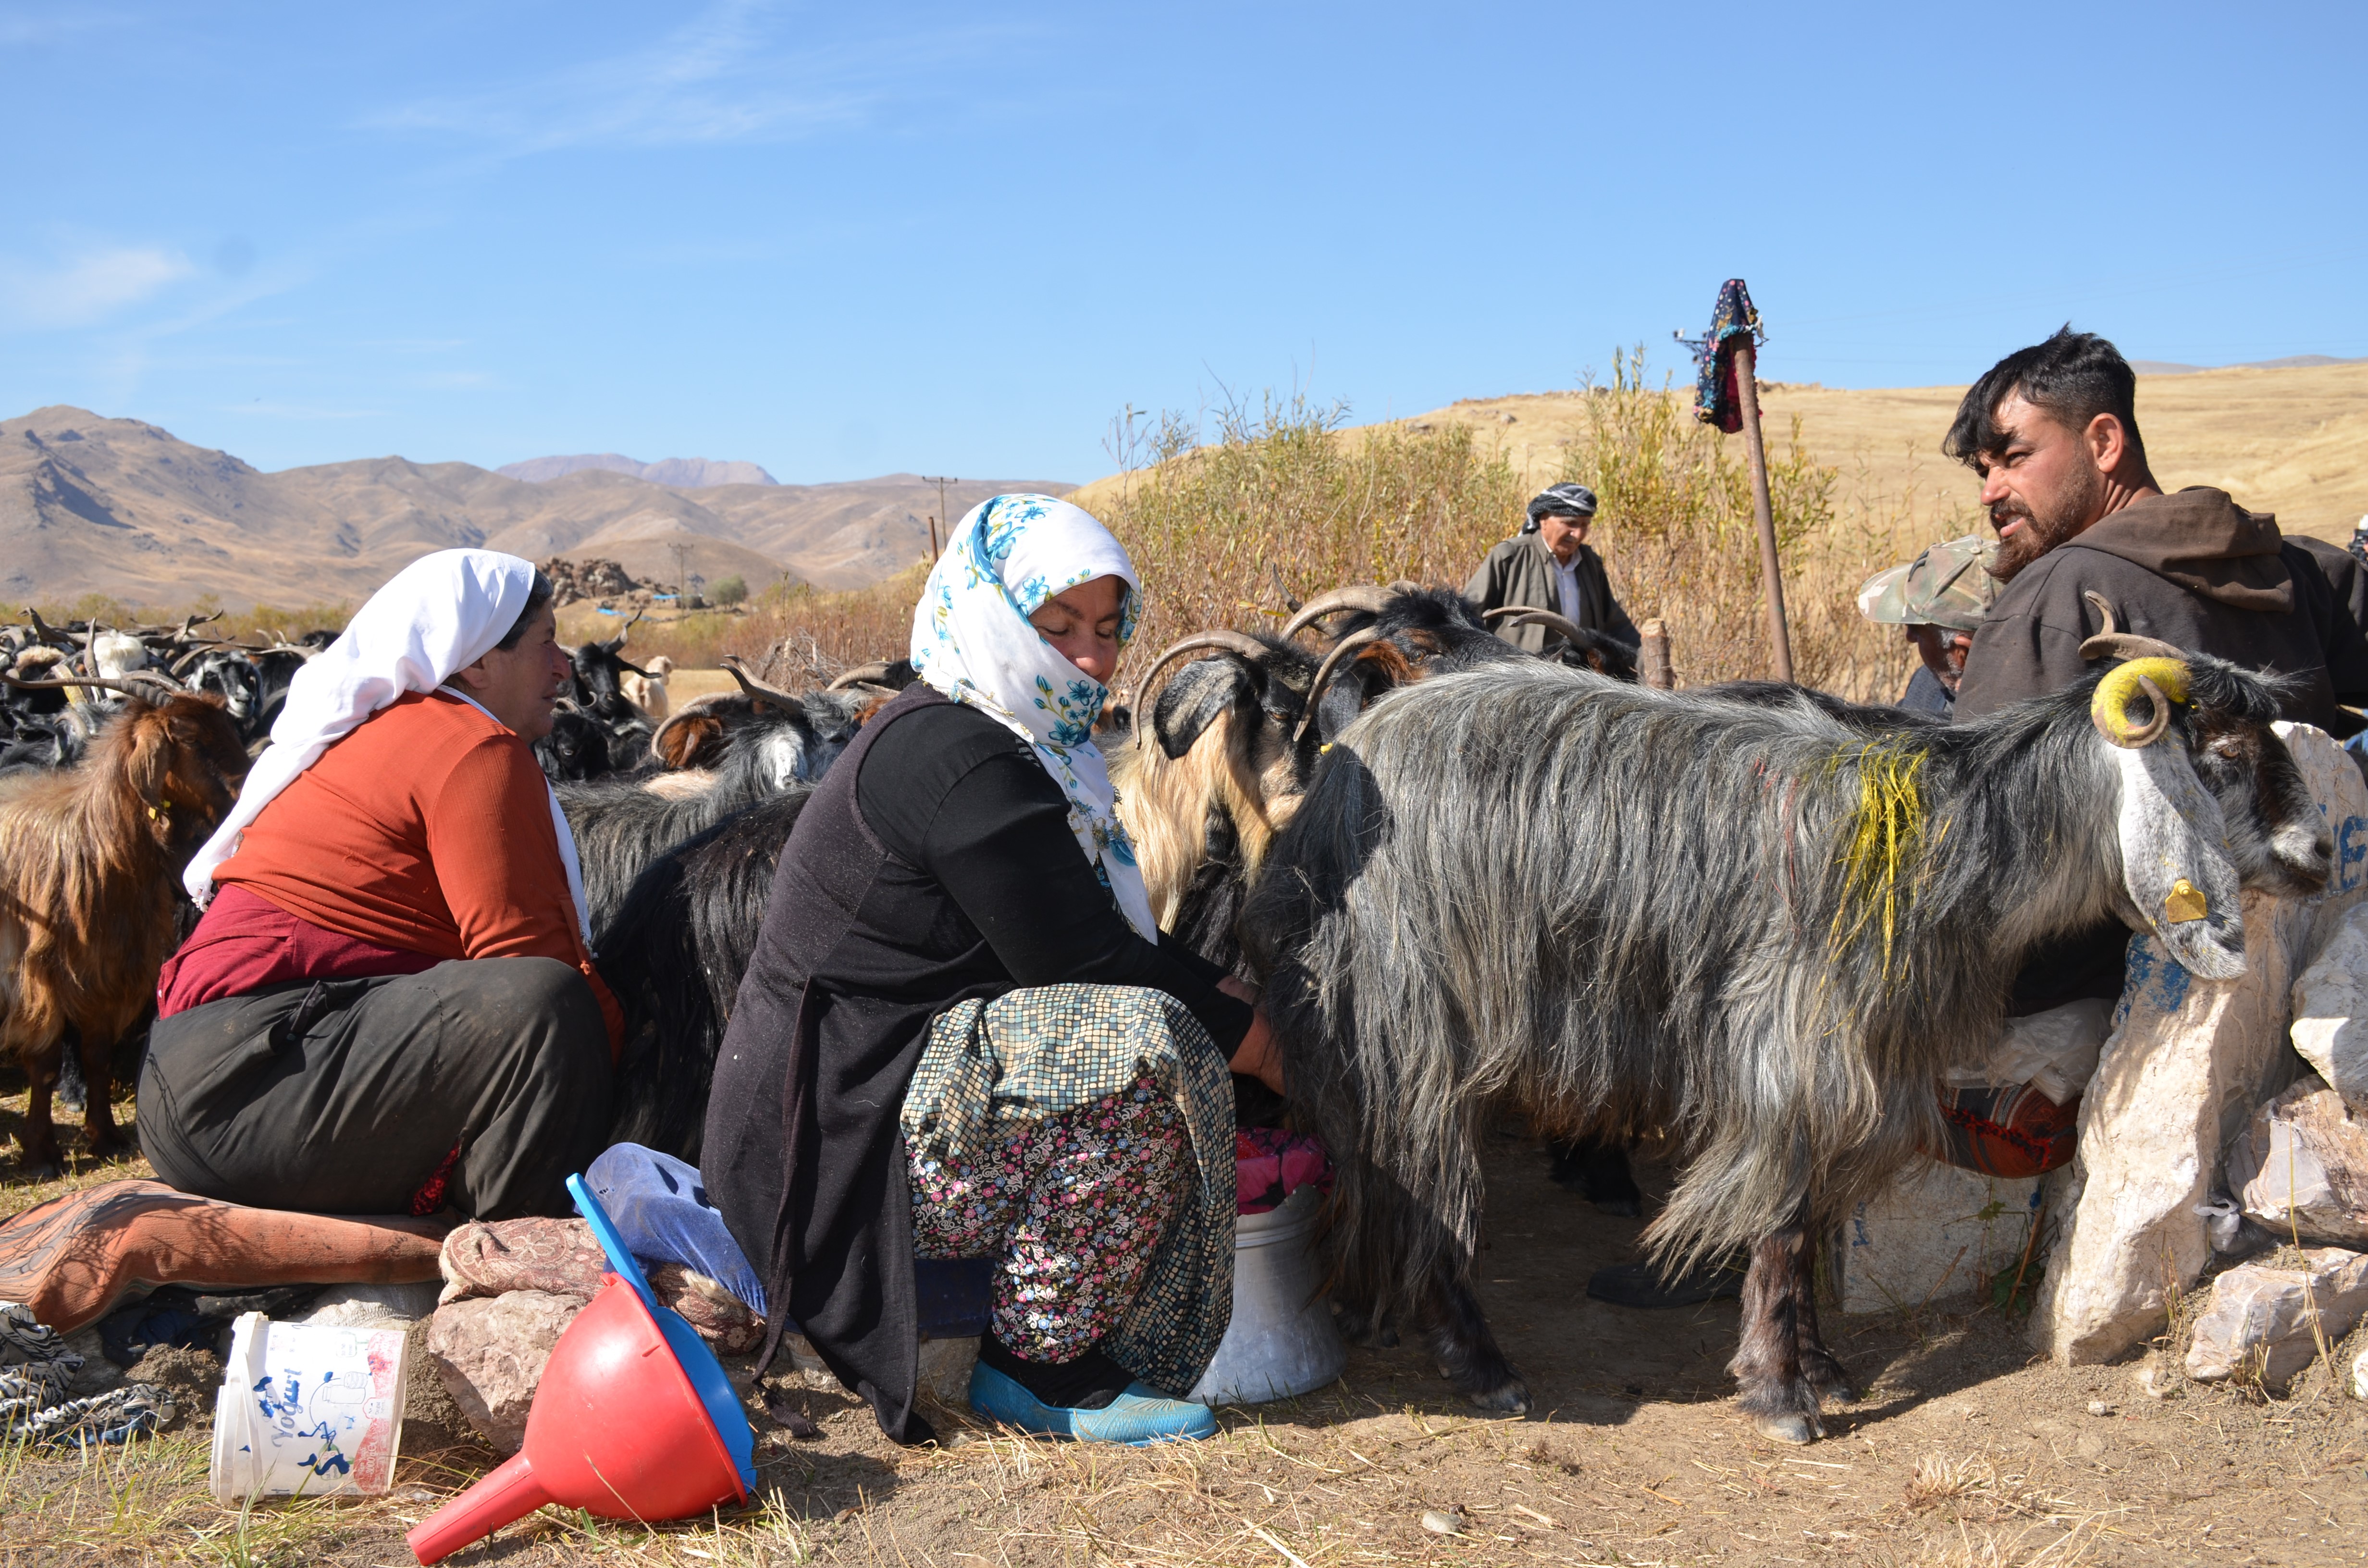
[0, 687, 249, 1175]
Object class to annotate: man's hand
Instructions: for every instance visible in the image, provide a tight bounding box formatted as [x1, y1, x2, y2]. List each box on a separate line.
[1217, 977, 1285, 1094]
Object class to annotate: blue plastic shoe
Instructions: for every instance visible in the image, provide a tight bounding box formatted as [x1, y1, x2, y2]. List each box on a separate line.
[967, 1360, 1217, 1445]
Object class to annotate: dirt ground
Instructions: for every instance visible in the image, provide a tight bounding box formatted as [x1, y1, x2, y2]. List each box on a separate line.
[6, 1085, 2368, 1567]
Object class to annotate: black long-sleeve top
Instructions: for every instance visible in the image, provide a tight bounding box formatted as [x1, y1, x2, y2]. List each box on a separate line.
[855, 699, 1251, 1053]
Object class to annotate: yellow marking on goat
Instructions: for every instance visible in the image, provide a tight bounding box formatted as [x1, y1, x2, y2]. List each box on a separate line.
[1827, 737, 1929, 977]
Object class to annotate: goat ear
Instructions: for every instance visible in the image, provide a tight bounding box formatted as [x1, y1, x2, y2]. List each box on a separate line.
[656, 714, 721, 769]
[2112, 742, 2248, 981]
[1152, 658, 1251, 761]
[123, 707, 175, 814]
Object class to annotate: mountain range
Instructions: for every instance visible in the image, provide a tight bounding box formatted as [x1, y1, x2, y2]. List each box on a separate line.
[0, 405, 1067, 606]
[496, 453, 778, 488]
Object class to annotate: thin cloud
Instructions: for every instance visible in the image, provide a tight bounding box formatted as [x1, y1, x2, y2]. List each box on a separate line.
[0, 245, 194, 330]
[360, 0, 1012, 159]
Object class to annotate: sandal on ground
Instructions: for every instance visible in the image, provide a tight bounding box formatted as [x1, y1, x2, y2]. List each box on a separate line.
[967, 1360, 1217, 1445]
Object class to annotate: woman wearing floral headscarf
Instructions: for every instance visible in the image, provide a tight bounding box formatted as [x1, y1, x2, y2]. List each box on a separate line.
[704, 495, 1278, 1446]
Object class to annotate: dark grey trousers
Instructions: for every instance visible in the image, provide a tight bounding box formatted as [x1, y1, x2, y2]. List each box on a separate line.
[137, 957, 612, 1220]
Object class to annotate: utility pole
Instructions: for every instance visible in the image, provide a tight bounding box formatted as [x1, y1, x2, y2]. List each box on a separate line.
[667, 541, 693, 606]
[920, 476, 957, 561]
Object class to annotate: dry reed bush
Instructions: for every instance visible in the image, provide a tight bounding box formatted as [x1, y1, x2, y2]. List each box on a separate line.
[1560, 349, 1976, 700]
[1092, 392, 1530, 692]
[725, 566, 931, 687]
[1086, 364, 1983, 702]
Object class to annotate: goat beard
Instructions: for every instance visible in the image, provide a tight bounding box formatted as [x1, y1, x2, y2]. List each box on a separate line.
[1988, 461, 2102, 582]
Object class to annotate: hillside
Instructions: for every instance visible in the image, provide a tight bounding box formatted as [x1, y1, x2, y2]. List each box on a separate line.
[0, 405, 1067, 606]
[1069, 359, 2368, 547]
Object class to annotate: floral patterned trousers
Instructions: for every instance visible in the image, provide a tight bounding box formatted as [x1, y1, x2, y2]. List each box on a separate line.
[900, 984, 1235, 1395]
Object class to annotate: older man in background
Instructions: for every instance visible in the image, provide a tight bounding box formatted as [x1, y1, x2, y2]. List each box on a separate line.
[1854, 535, 1994, 715]
[1465, 483, 1640, 656]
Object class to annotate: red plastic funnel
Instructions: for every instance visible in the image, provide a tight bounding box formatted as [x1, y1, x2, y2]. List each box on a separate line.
[406, 1274, 750, 1563]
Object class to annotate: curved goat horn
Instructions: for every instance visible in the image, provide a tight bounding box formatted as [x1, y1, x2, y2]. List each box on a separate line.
[1280, 586, 1392, 642]
[1294, 625, 1389, 744]
[827, 660, 902, 692]
[2078, 589, 2183, 663]
[720, 655, 807, 715]
[1498, 609, 1590, 649]
[1480, 604, 1553, 623]
[1133, 631, 1272, 703]
[2090, 656, 2191, 748]
[1, 670, 185, 700]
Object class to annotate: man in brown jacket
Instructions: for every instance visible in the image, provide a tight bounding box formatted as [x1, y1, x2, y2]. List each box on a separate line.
[1948, 327, 2368, 736]
[1464, 484, 1640, 657]
[1948, 328, 2368, 1014]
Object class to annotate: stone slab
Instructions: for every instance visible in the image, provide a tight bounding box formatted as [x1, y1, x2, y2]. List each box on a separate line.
[2185, 1247, 2368, 1387]
[2227, 1076, 2368, 1245]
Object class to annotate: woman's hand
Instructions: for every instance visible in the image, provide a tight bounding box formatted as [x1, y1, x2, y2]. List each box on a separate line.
[1216, 977, 1285, 1095]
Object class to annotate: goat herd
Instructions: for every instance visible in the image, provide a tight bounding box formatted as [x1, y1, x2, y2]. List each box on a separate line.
[0, 587, 2333, 1444]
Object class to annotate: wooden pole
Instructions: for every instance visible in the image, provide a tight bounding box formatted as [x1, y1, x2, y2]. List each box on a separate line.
[1639, 618, 1674, 690]
[926, 514, 940, 562]
[1729, 341, 1794, 683]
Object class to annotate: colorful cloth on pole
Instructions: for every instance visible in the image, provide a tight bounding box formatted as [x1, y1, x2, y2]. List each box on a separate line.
[1690, 279, 1763, 435]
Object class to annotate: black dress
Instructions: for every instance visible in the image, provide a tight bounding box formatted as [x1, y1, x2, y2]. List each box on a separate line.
[703, 685, 1249, 1442]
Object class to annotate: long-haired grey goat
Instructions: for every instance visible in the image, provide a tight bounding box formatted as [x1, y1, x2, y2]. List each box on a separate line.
[1243, 644, 2330, 1443]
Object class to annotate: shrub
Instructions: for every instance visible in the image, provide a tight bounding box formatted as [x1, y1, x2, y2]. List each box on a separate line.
[1087, 391, 1529, 695]
[709, 575, 748, 606]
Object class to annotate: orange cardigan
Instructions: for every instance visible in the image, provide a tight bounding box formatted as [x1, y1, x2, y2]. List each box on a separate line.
[212, 690, 624, 1054]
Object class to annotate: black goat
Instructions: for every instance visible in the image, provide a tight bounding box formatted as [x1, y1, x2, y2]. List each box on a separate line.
[534, 705, 614, 784]
[595, 788, 813, 1159]
[1244, 646, 2330, 1443]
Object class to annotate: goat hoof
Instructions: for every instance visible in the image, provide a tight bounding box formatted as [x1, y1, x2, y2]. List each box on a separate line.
[1460, 1378, 1531, 1415]
[1371, 1323, 1401, 1348]
[1751, 1411, 1822, 1446]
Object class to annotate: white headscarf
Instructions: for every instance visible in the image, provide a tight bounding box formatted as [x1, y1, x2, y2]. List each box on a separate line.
[184, 549, 592, 946]
[909, 494, 1157, 942]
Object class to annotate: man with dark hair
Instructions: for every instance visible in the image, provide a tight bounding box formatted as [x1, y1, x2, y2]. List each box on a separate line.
[1465, 483, 1640, 657]
[1946, 326, 2368, 734]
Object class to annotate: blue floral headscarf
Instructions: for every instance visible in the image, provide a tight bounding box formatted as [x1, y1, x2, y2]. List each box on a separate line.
[910, 494, 1158, 941]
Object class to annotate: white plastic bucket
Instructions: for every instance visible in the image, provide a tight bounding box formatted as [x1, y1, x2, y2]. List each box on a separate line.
[209, 1312, 410, 1502]
[1189, 1184, 1347, 1405]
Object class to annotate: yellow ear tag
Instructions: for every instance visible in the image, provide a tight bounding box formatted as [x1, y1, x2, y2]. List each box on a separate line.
[2163, 878, 2208, 924]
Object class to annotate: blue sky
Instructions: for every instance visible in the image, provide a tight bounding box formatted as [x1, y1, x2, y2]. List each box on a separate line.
[4, 2, 2362, 484]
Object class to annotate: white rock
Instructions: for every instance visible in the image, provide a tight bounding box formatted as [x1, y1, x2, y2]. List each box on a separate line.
[2034, 723, 2368, 1364]
[2293, 900, 2368, 1115]
[2224, 1077, 2368, 1245]
[419, 1291, 583, 1455]
[2353, 1343, 2368, 1399]
[2185, 1247, 2368, 1387]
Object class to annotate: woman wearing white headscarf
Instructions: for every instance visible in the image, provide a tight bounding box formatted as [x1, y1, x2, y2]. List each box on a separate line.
[138, 550, 619, 1222]
[702, 495, 1276, 1447]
